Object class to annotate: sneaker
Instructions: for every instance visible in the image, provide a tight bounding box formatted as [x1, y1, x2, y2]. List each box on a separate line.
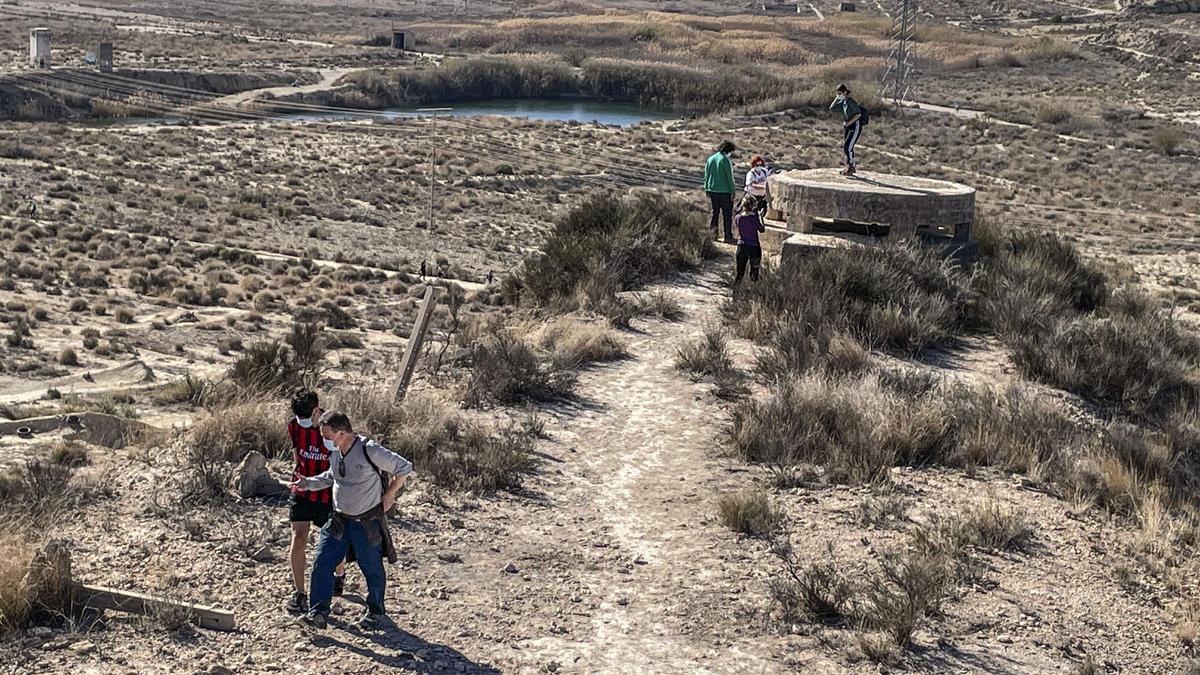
[356, 611, 387, 630]
[297, 611, 327, 630]
[286, 591, 307, 614]
[333, 574, 345, 597]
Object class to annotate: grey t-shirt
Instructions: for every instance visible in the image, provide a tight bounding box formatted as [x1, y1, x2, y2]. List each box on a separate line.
[299, 435, 413, 517]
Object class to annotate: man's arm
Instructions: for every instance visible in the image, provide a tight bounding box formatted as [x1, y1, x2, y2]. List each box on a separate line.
[845, 112, 861, 127]
[367, 441, 414, 512]
[382, 474, 407, 512]
[723, 156, 736, 194]
[291, 468, 333, 491]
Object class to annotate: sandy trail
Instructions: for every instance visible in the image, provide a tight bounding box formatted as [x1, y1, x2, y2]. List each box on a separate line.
[514, 266, 788, 673]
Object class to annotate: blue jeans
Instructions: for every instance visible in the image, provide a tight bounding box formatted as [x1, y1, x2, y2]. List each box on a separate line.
[309, 518, 386, 616]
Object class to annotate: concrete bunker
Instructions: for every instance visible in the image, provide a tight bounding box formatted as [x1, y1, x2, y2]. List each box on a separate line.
[766, 168, 977, 261]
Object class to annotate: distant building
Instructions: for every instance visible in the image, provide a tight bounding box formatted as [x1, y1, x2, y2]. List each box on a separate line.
[98, 43, 113, 73]
[391, 31, 406, 50]
[30, 28, 51, 69]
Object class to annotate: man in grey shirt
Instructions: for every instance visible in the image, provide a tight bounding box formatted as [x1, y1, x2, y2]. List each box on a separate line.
[291, 410, 414, 629]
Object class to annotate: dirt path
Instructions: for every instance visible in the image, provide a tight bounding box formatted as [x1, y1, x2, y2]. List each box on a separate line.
[512, 266, 790, 673]
[213, 68, 356, 107]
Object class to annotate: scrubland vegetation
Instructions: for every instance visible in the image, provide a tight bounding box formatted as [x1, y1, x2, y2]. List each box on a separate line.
[0, 0, 1198, 670]
[712, 220, 1200, 662]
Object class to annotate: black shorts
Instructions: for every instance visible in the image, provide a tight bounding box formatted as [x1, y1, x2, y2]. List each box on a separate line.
[288, 495, 333, 527]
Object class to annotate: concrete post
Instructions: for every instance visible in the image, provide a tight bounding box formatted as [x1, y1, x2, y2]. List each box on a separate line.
[29, 28, 51, 69]
[98, 43, 113, 73]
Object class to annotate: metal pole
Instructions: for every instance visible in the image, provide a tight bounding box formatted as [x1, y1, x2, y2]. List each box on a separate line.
[417, 107, 452, 231]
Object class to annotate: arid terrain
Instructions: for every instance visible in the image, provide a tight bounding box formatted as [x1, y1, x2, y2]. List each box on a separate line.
[0, 0, 1199, 673]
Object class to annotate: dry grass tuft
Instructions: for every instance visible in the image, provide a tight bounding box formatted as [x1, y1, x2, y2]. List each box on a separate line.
[717, 490, 780, 536]
[536, 317, 628, 370]
[334, 388, 539, 493]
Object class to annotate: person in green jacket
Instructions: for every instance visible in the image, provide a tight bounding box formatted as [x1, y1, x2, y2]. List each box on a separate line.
[830, 84, 864, 176]
[703, 140, 737, 243]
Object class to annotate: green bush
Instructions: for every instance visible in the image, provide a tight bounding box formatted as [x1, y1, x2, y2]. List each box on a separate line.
[726, 238, 973, 357]
[507, 193, 710, 311]
[464, 331, 575, 407]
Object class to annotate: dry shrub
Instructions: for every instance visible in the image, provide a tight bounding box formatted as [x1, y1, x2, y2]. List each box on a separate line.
[675, 327, 733, 379]
[942, 497, 1033, 552]
[1150, 126, 1188, 157]
[771, 498, 1027, 649]
[183, 399, 288, 503]
[770, 542, 855, 626]
[332, 388, 537, 493]
[464, 331, 575, 407]
[187, 399, 289, 464]
[731, 372, 949, 485]
[675, 327, 748, 400]
[49, 442, 89, 467]
[632, 289, 684, 321]
[1034, 102, 1081, 130]
[536, 317, 628, 370]
[979, 223, 1199, 425]
[1021, 37, 1079, 62]
[0, 535, 35, 632]
[1003, 306, 1199, 424]
[151, 374, 208, 407]
[860, 545, 954, 646]
[717, 490, 780, 536]
[0, 538, 74, 634]
[726, 238, 972, 357]
[225, 322, 328, 395]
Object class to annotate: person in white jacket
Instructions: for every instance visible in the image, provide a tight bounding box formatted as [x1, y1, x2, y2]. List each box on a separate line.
[743, 155, 771, 215]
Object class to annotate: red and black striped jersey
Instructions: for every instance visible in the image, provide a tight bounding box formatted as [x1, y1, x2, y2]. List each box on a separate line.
[288, 418, 331, 504]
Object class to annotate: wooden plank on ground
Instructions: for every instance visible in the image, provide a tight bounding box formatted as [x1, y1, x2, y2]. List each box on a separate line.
[389, 284, 441, 402]
[75, 583, 236, 631]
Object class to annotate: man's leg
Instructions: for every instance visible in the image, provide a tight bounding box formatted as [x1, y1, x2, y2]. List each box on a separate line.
[847, 122, 862, 170]
[720, 194, 734, 240]
[734, 245, 749, 284]
[843, 125, 854, 169]
[289, 521, 310, 594]
[312, 505, 347, 591]
[707, 192, 720, 235]
[347, 521, 387, 616]
[308, 521, 350, 617]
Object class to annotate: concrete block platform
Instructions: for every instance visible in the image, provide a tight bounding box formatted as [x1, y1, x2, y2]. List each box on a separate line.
[768, 168, 975, 241]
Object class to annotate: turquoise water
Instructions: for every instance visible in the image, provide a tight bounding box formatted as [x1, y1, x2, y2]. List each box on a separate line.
[111, 98, 678, 127]
[381, 99, 678, 127]
[289, 98, 679, 127]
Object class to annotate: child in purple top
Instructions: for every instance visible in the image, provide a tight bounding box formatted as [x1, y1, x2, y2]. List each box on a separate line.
[734, 197, 765, 284]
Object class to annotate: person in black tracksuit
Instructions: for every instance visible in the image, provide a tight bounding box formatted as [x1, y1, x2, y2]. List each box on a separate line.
[830, 84, 865, 176]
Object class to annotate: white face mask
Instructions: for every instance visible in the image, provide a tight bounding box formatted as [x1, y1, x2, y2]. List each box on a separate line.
[836, 94, 847, 103]
[296, 417, 313, 429]
[323, 438, 337, 452]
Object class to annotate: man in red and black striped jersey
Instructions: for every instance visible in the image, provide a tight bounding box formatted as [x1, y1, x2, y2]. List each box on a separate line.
[286, 389, 346, 614]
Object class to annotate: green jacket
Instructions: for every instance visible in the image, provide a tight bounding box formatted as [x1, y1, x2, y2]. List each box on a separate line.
[703, 151, 736, 195]
[836, 96, 863, 123]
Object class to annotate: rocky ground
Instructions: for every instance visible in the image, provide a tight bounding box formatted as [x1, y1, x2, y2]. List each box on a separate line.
[0, 0, 1198, 672]
[0, 258, 1196, 673]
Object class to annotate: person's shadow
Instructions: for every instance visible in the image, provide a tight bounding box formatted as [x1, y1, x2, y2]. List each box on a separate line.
[313, 614, 500, 673]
